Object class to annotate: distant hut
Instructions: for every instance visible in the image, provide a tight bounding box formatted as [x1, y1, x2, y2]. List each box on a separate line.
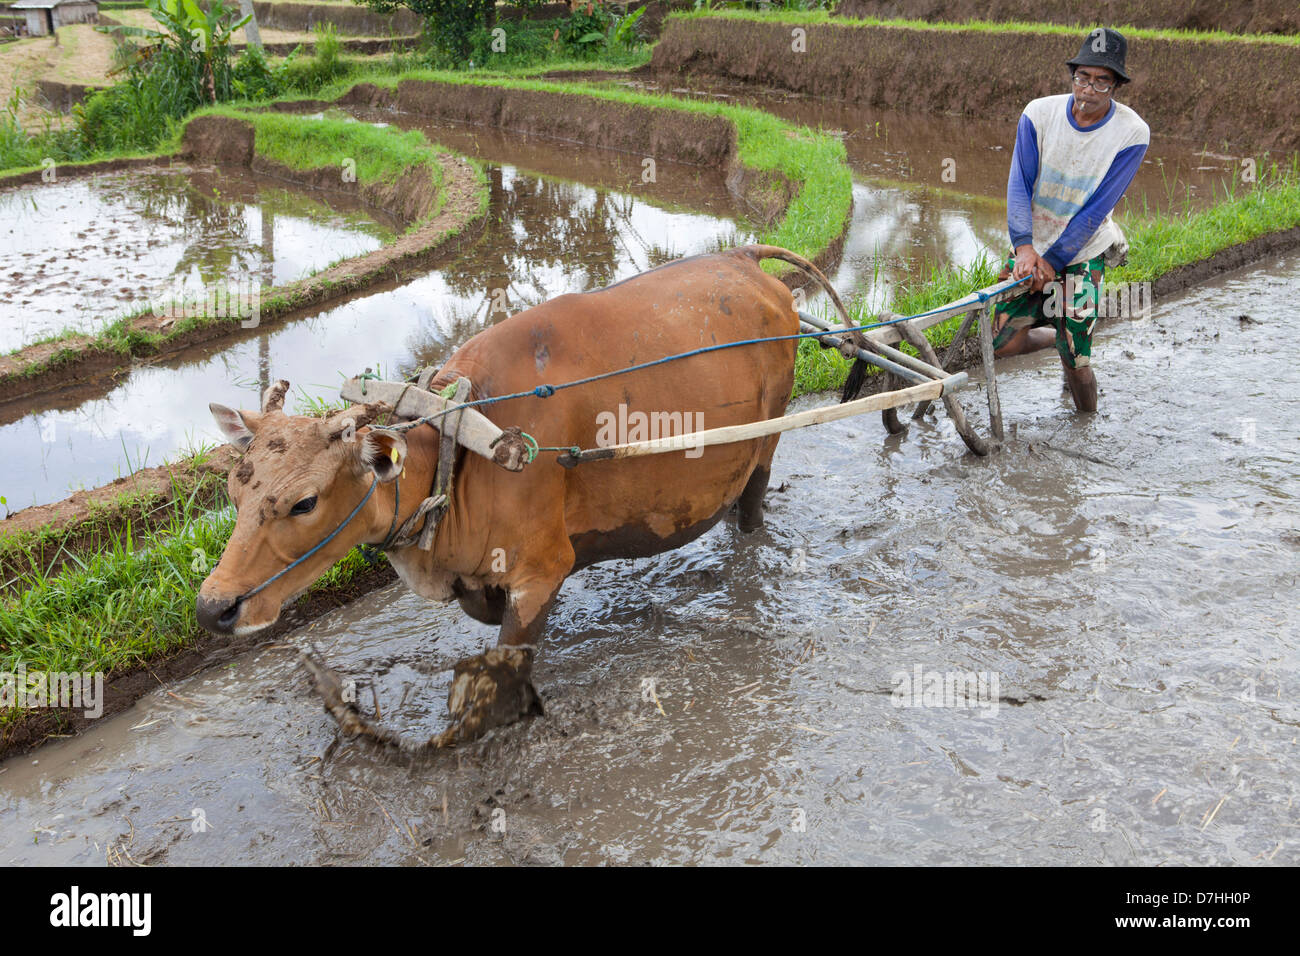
[11, 0, 98, 37]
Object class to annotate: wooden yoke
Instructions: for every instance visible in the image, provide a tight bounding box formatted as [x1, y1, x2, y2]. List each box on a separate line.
[339, 375, 530, 472]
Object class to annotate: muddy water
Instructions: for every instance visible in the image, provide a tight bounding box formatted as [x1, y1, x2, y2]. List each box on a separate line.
[3, 253, 1295, 866]
[1, 141, 751, 508]
[0, 164, 397, 353]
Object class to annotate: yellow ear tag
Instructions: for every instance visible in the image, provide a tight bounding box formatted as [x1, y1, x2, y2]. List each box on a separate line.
[390, 448, 399, 464]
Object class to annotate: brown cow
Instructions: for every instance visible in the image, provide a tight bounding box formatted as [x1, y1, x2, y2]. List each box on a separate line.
[198, 244, 850, 748]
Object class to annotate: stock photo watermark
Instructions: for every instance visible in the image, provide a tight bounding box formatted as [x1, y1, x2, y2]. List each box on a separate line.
[891, 665, 1001, 716]
[595, 404, 705, 457]
[0, 663, 104, 719]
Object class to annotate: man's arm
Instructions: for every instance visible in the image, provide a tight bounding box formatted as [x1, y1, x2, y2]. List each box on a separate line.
[1005, 112, 1056, 289]
[1006, 112, 1038, 250]
[1041, 141, 1148, 273]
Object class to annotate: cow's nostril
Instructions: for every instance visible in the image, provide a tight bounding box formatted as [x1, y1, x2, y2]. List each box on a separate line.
[196, 593, 242, 634]
[217, 598, 242, 630]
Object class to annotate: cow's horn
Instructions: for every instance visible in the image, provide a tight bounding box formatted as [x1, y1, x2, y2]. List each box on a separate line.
[262, 379, 290, 413]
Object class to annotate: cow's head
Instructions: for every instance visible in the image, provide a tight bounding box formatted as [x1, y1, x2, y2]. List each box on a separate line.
[196, 380, 410, 635]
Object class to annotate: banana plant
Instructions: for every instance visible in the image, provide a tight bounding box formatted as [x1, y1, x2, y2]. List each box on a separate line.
[99, 0, 251, 105]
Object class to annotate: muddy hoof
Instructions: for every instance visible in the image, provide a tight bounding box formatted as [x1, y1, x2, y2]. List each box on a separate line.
[438, 646, 543, 746]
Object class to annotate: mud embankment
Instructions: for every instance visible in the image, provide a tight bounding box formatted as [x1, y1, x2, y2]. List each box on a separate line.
[0, 114, 486, 405]
[835, 0, 1300, 36]
[35, 78, 106, 113]
[650, 16, 1300, 154]
[324, 78, 811, 246]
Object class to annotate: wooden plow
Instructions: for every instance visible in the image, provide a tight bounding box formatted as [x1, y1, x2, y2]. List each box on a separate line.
[557, 275, 1026, 464]
[337, 276, 1028, 468]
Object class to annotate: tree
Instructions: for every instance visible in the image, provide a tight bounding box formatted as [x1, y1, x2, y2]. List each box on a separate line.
[357, 0, 551, 60]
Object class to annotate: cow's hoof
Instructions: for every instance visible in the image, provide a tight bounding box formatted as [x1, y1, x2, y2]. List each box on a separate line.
[438, 646, 543, 746]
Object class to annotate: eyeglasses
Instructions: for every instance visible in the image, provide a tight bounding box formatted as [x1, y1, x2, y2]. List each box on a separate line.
[1072, 73, 1115, 94]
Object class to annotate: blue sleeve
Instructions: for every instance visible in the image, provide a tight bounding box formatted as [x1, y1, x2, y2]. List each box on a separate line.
[1006, 113, 1038, 250]
[1042, 142, 1147, 272]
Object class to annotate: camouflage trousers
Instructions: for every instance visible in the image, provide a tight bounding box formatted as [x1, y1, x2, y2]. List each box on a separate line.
[992, 254, 1107, 369]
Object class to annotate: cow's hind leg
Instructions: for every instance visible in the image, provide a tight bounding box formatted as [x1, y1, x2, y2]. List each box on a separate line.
[737, 436, 780, 533]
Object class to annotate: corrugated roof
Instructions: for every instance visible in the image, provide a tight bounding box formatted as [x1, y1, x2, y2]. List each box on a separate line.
[11, 0, 98, 9]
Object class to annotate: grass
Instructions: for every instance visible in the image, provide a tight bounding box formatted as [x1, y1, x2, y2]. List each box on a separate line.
[192, 104, 445, 199]
[489, 52, 654, 76]
[669, 8, 1300, 46]
[1115, 158, 1300, 284]
[0, 467, 228, 588]
[0, 493, 380, 728]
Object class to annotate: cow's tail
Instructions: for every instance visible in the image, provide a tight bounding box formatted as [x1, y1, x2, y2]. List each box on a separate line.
[737, 245, 866, 404]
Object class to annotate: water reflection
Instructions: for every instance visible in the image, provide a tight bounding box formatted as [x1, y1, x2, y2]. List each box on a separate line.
[3, 160, 750, 508]
[0, 165, 396, 351]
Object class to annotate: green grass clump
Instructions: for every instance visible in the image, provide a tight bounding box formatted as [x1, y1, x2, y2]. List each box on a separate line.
[1115, 159, 1300, 284]
[197, 106, 444, 194]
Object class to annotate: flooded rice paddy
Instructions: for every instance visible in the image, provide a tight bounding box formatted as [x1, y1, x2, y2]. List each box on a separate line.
[1, 127, 755, 508]
[0, 164, 397, 353]
[2, 253, 1295, 865]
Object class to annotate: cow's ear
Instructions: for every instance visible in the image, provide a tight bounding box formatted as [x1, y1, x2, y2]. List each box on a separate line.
[358, 428, 407, 483]
[210, 404, 261, 452]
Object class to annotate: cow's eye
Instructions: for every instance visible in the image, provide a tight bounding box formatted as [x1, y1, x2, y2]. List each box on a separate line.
[290, 496, 317, 516]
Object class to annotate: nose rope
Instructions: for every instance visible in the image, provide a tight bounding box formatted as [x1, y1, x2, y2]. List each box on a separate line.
[240, 476, 382, 601]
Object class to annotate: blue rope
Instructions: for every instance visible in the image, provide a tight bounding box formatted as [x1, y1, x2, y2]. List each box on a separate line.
[389, 276, 1031, 431]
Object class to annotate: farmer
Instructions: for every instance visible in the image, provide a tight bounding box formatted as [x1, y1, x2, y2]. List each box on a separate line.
[992, 27, 1149, 413]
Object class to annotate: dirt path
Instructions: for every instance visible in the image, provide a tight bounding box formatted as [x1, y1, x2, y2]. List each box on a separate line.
[0, 26, 112, 125]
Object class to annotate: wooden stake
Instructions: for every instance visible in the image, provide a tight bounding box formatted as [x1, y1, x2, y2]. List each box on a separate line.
[976, 307, 1005, 442]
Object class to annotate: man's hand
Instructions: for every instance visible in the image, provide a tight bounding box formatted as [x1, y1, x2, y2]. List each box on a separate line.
[1012, 244, 1057, 293]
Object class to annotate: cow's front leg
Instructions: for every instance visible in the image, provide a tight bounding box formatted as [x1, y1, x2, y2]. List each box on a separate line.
[436, 645, 543, 746]
[436, 564, 567, 746]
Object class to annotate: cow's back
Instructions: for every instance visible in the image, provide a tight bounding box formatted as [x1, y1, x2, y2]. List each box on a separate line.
[437, 248, 799, 570]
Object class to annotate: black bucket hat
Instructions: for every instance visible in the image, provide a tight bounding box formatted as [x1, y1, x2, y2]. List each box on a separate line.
[1066, 27, 1130, 84]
